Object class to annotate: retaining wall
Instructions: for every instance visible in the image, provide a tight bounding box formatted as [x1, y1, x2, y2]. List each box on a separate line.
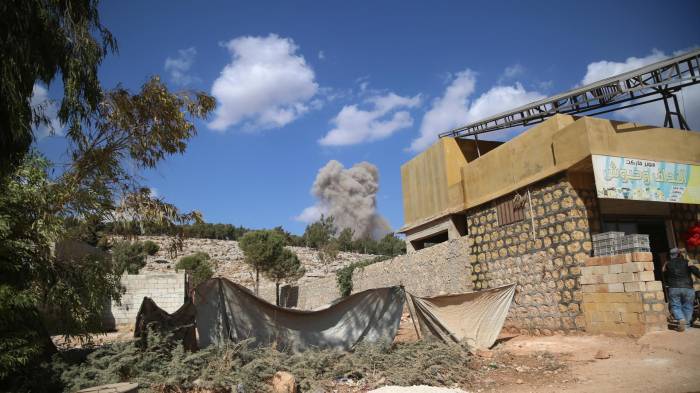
[352, 236, 473, 297]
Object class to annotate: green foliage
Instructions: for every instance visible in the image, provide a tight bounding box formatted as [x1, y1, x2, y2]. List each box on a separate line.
[337, 228, 354, 251]
[301, 216, 406, 257]
[336, 256, 390, 297]
[376, 233, 407, 256]
[176, 252, 213, 288]
[111, 241, 146, 274]
[264, 249, 305, 306]
[239, 230, 285, 294]
[0, 0, 116, 177]
[265, 249, 304, 283]
[143, 240, 160, 256]
[319, 239, 340, 264]
[55, 332, 472, 392]
[303, 215, 336, 248]
[0, 154, 123, 382]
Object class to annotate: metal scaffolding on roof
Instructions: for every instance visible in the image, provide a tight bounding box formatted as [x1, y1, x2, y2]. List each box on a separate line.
[439, 49, 700, 139]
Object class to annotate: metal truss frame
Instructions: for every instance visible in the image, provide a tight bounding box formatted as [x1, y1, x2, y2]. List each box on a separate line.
[439, 49, 700, 139]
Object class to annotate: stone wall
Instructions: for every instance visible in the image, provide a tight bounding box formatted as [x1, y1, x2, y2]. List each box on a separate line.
[580, 253, 668, 335]
[132, 236, 374, 306]
[296, 275, 340, 310]
[465, 173, 594, 334]
[103, 272, 185, 328]
[352, 236, 473, 297]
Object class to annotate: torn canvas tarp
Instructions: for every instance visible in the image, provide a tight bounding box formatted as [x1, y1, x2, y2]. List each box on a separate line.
[134, 297, 197, 351]
[194, 278, 404, 351]
[406, 284, 516, 349]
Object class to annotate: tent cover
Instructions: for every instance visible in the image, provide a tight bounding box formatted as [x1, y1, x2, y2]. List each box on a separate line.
[194, 278, 405, 351]
[406, 284, 516, 349]
[134, 297, 198, 351]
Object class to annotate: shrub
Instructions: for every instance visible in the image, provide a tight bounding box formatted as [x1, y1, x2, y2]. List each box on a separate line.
[336, 256, 389, 297]
[176, 252, 213, 287]
[111, 241, 146, 274]
[143, 240, 160, 256]
[55, 331, 473, 393]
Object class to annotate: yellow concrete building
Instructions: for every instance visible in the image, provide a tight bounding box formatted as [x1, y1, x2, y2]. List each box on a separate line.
[401, 114, 700, 253]
[399, 114, 700, 335]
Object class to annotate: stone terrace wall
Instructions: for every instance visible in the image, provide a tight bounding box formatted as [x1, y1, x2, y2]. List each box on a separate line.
[465, 173, 595, 335]
[102, 273, 185, 328]
[352, 236, 473, 297]
[132, 236, 374, 305]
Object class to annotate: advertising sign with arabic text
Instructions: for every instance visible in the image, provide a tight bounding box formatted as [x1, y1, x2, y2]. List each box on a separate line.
[592, 154, 700, 204]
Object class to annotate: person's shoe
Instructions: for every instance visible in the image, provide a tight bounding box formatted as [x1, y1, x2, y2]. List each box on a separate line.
[678, 319, 687, 332]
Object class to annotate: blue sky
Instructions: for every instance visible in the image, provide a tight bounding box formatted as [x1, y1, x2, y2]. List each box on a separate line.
[36, 0, 700, 235]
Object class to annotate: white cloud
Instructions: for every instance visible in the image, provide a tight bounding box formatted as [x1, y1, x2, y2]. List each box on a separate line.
[294, 204, 326, 223]
[581, 49, 667, 85]
[149, 187, 159, 198]
[319, 92, 421, 146]
[164, 47, 199, 86]
[410, 70, 545, 151]
[318, 50, 325, 60]
[499, 64, 524, 82]
[581, 49, 700, 129]
[209, 34, 319, 131]
[30, 83, 62, 139]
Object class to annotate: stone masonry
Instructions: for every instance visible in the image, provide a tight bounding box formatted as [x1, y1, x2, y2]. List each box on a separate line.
[102, 272, 185, 328]
[580, 252, 668, 335]
[132, 236, 374, 306]
[352, 236, 473, 297]
[466, 173, 595, 335]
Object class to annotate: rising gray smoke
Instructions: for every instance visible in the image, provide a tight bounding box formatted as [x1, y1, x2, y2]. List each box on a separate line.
[310, 160, 391, 240]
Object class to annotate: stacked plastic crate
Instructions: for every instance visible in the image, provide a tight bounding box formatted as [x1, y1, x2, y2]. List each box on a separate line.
[592, 232, 624, 256]
[593, 232, 651, 256]
[618, 234, 651, 253]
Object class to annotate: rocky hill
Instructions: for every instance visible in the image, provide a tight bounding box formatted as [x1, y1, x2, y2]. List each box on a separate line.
[132, 235, 376, 301]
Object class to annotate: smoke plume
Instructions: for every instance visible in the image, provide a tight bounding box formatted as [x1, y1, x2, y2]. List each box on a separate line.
[304, 160, 391, 240]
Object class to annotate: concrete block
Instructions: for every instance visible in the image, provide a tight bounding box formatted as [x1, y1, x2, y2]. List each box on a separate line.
[580, 275, 602, 285]
[608, 263, 623, 274]
[632, 252, 653, 262]
[585, 256, 609, 267]
[645, 281, 663, 291]
[610, 254, 633, 265]
[582, 292, 640, 303]
[624, 281, 646, 292]
[643, 262, 655, 271]
[635, 271, 656, 282]
[620, 273, 636, 283]
[622, 262, 646, 273]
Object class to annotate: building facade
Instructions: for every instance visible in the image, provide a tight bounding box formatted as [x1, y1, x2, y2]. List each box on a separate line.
[400, 114, 700, 335]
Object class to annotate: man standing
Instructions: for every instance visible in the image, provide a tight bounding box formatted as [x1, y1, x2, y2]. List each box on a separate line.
[664, 248, 700, 331]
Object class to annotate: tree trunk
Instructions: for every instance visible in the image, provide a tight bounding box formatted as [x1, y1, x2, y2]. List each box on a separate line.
[255, 268, 259, 295]
[276, 282, 280, 306]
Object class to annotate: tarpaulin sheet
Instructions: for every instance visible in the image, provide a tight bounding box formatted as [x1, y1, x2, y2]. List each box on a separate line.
[406, 284, 516, 349]
[194, 278, 404, 351]
[134, 297, 198, 351]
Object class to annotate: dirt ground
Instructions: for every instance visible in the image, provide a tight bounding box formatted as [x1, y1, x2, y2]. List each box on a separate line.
[391, 310, 700, 393]
[462, 329, 700, 393]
